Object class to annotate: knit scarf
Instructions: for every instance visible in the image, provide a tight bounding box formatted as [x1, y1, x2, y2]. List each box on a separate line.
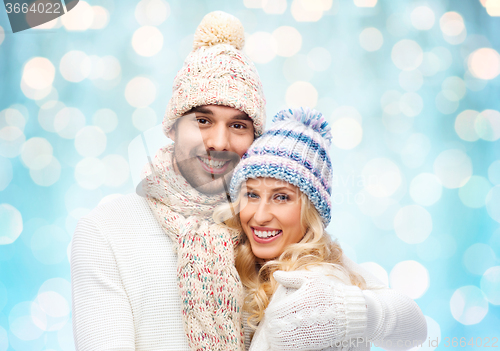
[144, 144, 244, 351]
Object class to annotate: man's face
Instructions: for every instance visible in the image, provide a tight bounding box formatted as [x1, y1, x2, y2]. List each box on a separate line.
[168, 105, 255, 194]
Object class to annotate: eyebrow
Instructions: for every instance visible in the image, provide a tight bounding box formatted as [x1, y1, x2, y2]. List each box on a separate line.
[188, 107, 252, 122]
[246, 185, 296, 193]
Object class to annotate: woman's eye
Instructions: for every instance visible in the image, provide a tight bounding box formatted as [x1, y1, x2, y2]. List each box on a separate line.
[274, 194, 288, 201]
[245, 192, 258, 199]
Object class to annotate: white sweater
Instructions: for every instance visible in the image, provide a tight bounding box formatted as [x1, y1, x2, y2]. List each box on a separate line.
[71, 193, 426, 351]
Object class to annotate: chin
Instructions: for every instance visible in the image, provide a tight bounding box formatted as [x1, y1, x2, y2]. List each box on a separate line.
[193, 178, 228, 195]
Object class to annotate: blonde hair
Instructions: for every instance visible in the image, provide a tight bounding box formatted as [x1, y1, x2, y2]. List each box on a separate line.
[214, 187, 366, 329]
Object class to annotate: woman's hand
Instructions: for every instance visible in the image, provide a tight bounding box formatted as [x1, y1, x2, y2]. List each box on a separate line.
[261, 270, 367, 351]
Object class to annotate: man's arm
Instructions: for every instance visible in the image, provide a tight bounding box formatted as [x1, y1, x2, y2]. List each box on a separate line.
[71, 216, 135, 351]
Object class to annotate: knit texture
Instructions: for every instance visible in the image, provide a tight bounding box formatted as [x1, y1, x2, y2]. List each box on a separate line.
[230, 107, 333, 225]
[163, 11, 266, 137]
[248, 256, 428, 351]
[143, 144, 244, 351]
[71, 203, 427, 350]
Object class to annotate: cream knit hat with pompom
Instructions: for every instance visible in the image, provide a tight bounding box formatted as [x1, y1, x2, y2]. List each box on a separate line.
[164, 11, 266, 137]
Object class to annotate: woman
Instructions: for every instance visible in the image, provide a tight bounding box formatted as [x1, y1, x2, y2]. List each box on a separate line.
[215, 107, 427, 350]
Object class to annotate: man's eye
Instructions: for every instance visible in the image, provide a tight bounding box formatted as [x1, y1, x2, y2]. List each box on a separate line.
[197, 118, 210, 125]
[232, 123, 246, 129]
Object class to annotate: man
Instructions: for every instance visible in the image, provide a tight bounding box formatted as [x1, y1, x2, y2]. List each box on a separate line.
[72, 10, 426, 351]
[71, 11, 265, 351]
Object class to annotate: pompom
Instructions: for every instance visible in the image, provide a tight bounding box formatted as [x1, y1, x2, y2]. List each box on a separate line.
[272, 107, 332, 146]
[193, 11, 245, 50]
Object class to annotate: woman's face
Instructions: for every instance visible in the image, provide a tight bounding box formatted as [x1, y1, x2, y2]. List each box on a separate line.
[239, 178, 306, 260]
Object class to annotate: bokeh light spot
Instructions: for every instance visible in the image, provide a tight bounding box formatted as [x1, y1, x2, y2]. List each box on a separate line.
[21, 137, 53, 170]
[0, 126, 25, 158]
[245, 31, 276, 64]
[400, 133, 431, 169]
[132, 26, 164, 57]
[399, 70, 423, 92]
[283, 54, 314, 82]
[411, 6, 435, 30]
[60, 50, 92, 83]
[400, 92, 423, 117]
[463, 243, 496, 275]
[450, 286, 488, 325]
[435, 91, 459, 114]
[22, 57, 55, 90]
[62, 0, 94, 31]
[291, 0, 328, 22]
[455, 110, 480, 141]
[486, 185, 500, 223]
[359, 27, 383, 52]
[29, 156, 61, 187]
[75, 126, 107, 157]
[0, 156, 13, 191]
[135, 0, 170, 26]
[102, 155, 130, 188]
[91, 6, 109, 29]
[440, 12, 465, 37]
[285, 81, 318, 108]
[0, 203, 23, 245]
[9, 301, 44, 341]
[390, 260, 429, 299]
[263, 0, 287, 14]
[481, 266, 500, 305]
[475, 109, 500, 141]
[433, 149, 472, 189]
[31, 225, 70, 265]
[362, 158, 401, 198]
[488, 160, 500, 185]
[272, 26, 302, 57]
[394, 205, 432, 244]
[468, 48, 500, 80]
[74, 157, 107, 189]
[391, 40, 423, 71]
[307, 47, 331, 71]
[132, 107, 158, 131]
[354, 0, 377, 7]
[331, 118, 362, 150]
[125, 77, 157, 108]
[409, 173, 442, 206]
[459, 176, 492, 208]
[92, 108, 118, 133]
[54, 107, 86, 139]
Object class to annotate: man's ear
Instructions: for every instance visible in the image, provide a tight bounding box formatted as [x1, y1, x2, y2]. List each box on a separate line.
[167, 126, 176, 141]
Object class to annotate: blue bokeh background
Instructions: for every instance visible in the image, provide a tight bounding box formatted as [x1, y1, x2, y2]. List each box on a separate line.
[0, 0, 499, 350]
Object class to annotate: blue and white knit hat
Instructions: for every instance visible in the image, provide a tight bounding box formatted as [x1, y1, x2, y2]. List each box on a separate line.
[230, 107, 333, 225]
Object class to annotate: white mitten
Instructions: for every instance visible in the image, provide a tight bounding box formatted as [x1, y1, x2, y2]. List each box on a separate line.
[263, 270, 368, 351]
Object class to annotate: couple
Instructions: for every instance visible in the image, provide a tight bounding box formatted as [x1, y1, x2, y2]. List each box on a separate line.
[71, 11, 427, 351]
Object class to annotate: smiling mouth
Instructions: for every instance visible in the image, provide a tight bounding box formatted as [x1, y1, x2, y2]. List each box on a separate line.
[253, 228, 282, 239]
[197, 156, 231, 174]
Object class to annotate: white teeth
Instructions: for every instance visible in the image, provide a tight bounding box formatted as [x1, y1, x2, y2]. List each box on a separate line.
[200, 157, 227, 169]
[254, 230, 280, 238]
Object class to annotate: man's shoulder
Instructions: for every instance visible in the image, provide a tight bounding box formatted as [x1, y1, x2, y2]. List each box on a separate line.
[79, 193, 157, 231]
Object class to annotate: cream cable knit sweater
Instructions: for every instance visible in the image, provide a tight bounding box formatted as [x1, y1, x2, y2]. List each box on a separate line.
[71, 193, 426, 351]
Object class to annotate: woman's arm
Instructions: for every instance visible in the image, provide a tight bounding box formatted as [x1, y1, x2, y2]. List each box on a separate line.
[257, 257, 427, 351]
[342, 256, 428, 350]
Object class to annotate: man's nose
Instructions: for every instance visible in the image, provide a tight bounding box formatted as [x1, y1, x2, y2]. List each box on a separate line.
[204, 124, 230, 151]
